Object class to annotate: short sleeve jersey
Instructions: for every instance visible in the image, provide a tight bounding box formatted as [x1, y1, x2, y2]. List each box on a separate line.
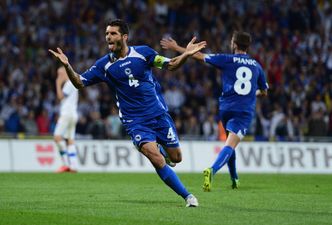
[60, 80, 78, 117]
[79, 46, 170, 122]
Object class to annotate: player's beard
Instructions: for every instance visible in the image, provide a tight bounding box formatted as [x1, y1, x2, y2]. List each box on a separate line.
[111, 40, 124, 55]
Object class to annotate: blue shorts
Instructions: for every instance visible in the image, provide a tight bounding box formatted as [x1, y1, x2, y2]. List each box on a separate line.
[219, 110, 253, 139]
[122, 113, 180, 149]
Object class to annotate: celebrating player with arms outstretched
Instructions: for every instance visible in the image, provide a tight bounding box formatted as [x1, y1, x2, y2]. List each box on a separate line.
[161, 31, 268, 191]
[49, 19, 206, 206]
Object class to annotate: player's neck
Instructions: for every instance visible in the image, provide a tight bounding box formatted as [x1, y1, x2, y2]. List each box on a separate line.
[235, 50, 247, 55]
[114, 46, 129, 59]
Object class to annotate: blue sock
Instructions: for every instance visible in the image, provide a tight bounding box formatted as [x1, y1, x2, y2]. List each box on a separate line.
[227, 150, 238, 180]
[211, 146, 234, 175]
[156, 165, 190, 199]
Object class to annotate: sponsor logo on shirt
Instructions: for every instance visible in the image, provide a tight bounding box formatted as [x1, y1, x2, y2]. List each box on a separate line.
[120, 61, 131, 67]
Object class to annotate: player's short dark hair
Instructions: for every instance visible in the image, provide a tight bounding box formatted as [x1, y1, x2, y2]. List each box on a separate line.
[107, 19, 129, 35]
[233, 31, 251, 51]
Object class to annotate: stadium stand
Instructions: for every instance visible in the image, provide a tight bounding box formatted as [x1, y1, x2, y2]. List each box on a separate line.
[0, 0, 331, 141]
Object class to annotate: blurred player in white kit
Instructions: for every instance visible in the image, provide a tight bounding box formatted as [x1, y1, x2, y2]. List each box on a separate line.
[54, 66, 79, 172]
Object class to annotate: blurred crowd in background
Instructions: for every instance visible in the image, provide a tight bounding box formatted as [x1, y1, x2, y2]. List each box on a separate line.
[0, 0, 332, 141]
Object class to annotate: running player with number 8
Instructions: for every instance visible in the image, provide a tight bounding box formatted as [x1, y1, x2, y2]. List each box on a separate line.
[160, 31, 268, 191]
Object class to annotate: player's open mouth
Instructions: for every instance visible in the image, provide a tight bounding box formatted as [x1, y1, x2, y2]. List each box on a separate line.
[108, 43, 115, 49]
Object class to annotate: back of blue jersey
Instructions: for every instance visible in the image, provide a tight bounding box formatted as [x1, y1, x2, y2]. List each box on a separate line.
[79, 45, 168, 122]
[204, 53, 268, 113]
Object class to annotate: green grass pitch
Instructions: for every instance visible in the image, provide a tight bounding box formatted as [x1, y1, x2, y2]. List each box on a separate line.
[0, 173, 331, 225]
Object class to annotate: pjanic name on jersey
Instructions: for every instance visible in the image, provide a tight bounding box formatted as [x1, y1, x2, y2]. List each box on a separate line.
[233, 57, 257, 66]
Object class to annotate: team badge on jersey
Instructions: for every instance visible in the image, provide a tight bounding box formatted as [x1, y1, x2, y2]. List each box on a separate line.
[135, 134, 142, 141]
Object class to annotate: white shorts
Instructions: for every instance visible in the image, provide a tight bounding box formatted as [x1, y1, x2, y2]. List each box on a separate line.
[54, 115, 78, 139]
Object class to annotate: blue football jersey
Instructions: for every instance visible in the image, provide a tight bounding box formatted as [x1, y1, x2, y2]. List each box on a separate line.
[204, 53, 268, 113]
[153, 75, 168, 112]
[79, 45, 170, 122]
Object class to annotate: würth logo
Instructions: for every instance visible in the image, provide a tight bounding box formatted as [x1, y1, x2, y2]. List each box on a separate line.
[36, 145, 55, 166]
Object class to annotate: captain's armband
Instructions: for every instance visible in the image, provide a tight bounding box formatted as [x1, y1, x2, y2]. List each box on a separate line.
[153, 55, 171, 69]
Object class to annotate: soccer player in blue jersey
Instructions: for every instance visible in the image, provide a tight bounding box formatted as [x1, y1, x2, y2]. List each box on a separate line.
[161, 31, 268, 191]
[49, 19, 206, 206]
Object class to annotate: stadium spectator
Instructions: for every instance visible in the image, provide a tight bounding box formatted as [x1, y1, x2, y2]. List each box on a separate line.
[76, 115, 90, 138]
[183, 115, 200, 137]
[163, 84, 186, 113]
[269, 103, 286, 140]
[0, 119, 4, 133]
[21, 110, 38, 135]
[311, 93, 327, 113]
[202, 114, 219, 141]
[36, 109, 50, 135]
[4, 110, 22, 133]
[106, 106, 122, 139]
[307, 108, 328, 138]
[86, 111, 107, 140]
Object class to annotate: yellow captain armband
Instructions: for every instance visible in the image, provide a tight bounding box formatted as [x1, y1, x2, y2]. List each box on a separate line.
[153, 55, 170, 69]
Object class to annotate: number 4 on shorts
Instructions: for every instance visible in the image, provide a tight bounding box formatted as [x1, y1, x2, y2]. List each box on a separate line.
[167, 127, 176, 141]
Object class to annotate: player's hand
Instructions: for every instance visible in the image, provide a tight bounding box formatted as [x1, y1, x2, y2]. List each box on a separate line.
[160, 37, 178, 51]
[49, 47, 69, 66]
[185, 37, 207, 56]
[256, 89, 268, 97]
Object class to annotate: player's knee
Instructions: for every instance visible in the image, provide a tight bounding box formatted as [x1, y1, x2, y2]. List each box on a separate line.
[54, 135, 62, 142]
[171, 155, 182, 163]
[169, 150, 182, 163]
[141, 144, 165, 169]
[67, 139, 74, 145]
[149, 153, 165, 169]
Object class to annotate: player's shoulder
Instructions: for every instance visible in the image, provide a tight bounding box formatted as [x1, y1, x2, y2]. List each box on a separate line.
[95, 54, 111, 67]
[232, 54, 263, 68]
[132, 45, 152, 50]
[205, 53, 231, 60]
[64, 79, 77, 90]
[247, 55, 264, 70]
[131, 45, 157, 55]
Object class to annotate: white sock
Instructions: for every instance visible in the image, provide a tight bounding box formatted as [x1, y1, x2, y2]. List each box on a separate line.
[56, 141, 69, 166]
[68, 144, 78, 170]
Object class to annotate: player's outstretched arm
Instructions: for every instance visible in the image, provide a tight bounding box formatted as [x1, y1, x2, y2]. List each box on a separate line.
[49, 47, 84, 89]
[55, 67, 66, 101]
[167, 37, 206, 71]
[160, 37, 184, 53]
[161, 37, 205, 62]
